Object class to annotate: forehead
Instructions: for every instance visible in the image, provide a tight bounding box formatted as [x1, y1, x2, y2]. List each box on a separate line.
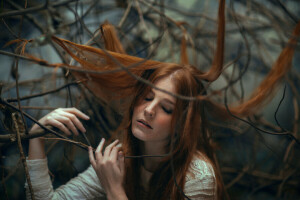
[152, 76, 176, 102]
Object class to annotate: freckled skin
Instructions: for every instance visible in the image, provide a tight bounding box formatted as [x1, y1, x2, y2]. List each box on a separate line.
[131, 75, 176, 146]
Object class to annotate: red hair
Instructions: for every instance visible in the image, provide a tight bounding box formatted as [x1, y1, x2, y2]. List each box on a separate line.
[11, 0, 300, 198]
[119, 63, 222, 199]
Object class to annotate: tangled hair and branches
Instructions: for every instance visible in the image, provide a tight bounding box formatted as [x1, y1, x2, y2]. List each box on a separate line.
[0, 0, 299, 199]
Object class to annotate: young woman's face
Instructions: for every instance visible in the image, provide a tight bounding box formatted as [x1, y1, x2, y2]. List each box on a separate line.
[131, 75, 176, 144]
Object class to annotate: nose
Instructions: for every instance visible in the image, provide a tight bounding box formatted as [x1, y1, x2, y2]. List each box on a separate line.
[144, 102, 156, 118]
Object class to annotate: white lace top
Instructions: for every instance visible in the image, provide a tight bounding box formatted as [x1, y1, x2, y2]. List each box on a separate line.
[25, 155, 217, 200]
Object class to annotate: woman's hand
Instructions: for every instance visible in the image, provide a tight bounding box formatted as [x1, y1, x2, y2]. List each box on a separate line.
[28, 108, 89, 160]
[30, 107, 89, 135]
[88, 139, 127, 200]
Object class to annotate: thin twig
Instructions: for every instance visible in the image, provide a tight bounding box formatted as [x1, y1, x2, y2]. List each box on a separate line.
[134, 0, 153, 52]
[0, 0, 77, 18]
[0, 99, 90, 151]
[1, 19, 18, 39]
[224, 84, 300, 145]
[7, 80, 84, 102]
[17, 106, 56, 110]
[12, 113, 35, 200]
[0, 159, 22, 186]
[118, 1, 133, 28]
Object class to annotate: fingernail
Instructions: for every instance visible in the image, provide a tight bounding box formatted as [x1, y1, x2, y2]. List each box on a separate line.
[116, 143, 122, 148]
[101, 138, 105, 143]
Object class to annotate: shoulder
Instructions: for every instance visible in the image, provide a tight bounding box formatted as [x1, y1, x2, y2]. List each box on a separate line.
[186, 152, 216, 181]
[184, 152, 217, 199]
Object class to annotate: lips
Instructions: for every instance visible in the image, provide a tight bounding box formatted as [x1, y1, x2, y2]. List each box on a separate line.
[137, 119, 153, 129]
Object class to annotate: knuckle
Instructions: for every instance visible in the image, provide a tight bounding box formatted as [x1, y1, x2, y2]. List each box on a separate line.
[53, 111, 59, 116]
[70, 114, 76, 121]
[112, 146, 118, 151]
[44, 117, 49, 124]
[45, 116, 52, 121]
[99, 161, 106, 167]
[62, 118, 70, 125]
[106, 160, 113, 165]
[65, 118, 71, 124]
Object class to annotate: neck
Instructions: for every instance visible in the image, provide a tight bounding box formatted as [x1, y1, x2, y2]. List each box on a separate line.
[140, 140, 168, 172]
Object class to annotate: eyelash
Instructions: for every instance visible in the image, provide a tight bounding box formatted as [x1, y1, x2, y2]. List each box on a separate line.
[162, 107, 173, 114]
[144, 97, 173, 114]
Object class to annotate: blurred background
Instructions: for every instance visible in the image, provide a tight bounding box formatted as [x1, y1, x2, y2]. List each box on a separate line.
[0, 0, 299, 199]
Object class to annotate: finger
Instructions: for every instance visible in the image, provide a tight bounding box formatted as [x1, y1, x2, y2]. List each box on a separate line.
[64, 107, 90, 120]
[56, 115, 79, 135]
[62, 112, 86, 133]
[103, 140, 119, 158]
[49, 119, 72, 135]
[95, 138, 105, 161]
[88, 146, 96, 168]
[96, 138, 105, 152]
[110, 146, 122, 162]
[29, 123, 41, 133]
[118, 151, 125, 174]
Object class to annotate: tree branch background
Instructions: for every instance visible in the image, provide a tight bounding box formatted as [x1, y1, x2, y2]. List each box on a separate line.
[0, 0, 299, 199]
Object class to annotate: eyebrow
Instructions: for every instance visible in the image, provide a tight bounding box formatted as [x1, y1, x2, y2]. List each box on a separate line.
[164, 98, 175, 105]
[150, 89, 176, 105]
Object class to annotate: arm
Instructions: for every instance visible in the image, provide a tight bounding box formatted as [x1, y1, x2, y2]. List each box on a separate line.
[25, 159, 106, 200]
[26, 108, 108, 200]
[28, 107, 89, 160]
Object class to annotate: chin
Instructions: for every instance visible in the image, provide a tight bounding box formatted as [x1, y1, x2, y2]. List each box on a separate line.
[132, 127, 146, 141]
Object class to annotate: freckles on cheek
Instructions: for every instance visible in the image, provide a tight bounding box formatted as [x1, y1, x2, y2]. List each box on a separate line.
[135, 105, 144, 114]
[157, 115, 172, 128]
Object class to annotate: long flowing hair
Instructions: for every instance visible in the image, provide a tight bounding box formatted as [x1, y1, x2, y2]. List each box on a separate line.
[120, 63, 223, 199]
[10, 0, 300, 198]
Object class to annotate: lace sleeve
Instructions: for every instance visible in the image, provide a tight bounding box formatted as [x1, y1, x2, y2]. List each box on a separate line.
[25, 158, 106, 200]
[184, 158, 217, 200]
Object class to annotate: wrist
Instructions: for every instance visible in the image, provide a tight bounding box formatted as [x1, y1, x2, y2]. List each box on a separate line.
[28, 137, 46, 160]
[106, 189, 127, 200]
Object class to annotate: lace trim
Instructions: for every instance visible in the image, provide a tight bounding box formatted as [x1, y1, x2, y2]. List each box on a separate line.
[186, 158, 215, 182]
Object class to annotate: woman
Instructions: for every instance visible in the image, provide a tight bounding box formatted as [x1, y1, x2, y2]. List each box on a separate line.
[26, 62, 220, 200]
[23, 1, 300, 197]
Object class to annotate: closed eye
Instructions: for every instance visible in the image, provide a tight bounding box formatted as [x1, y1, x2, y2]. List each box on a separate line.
[162, 106, 173, 114]
[144, 91, 154, 101]
[144, 97, 153, 101]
